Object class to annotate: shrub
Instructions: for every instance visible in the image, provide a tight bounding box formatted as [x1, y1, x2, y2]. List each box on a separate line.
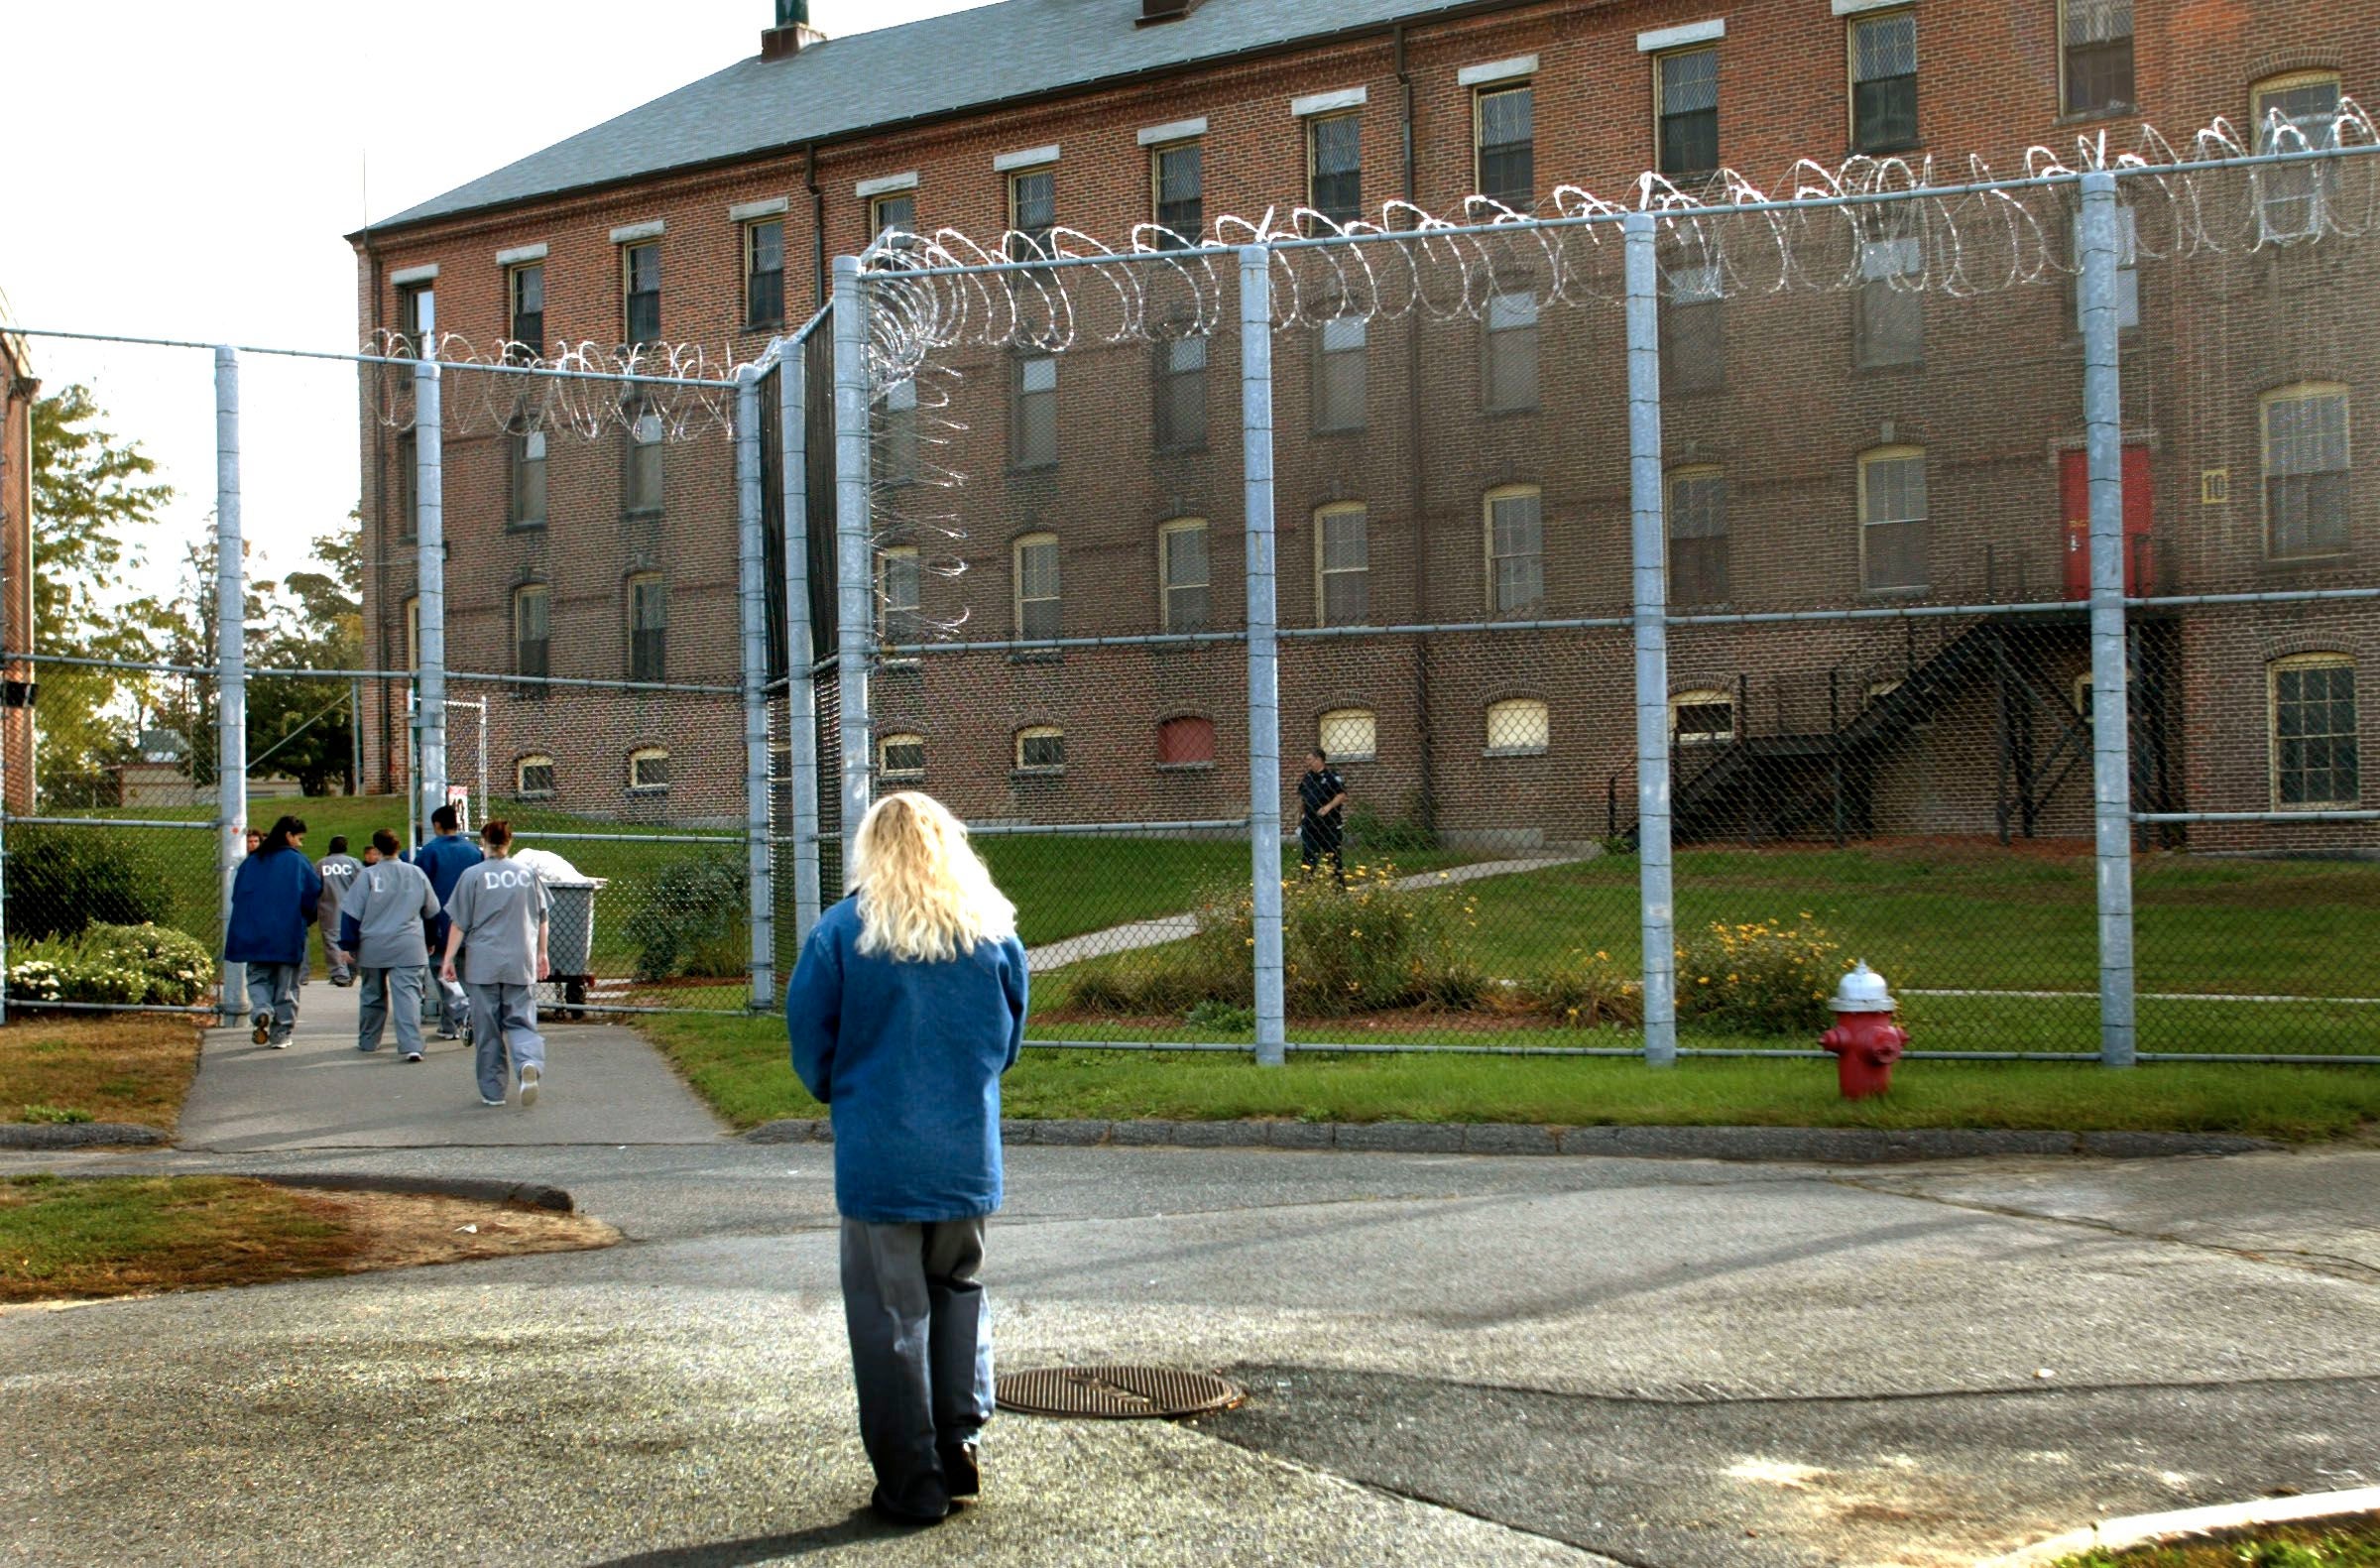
[626, 854, 749, 983]
[85, 923, 215, 1006]
[1343, 803, 1438, 857]
[5, 922, 213, 1010]
[1675, 916, 1843, 1035]
[1518, 949, 1645, 1029]
[1182, 998, 1254, 1032]
[4, 829, 176, 941]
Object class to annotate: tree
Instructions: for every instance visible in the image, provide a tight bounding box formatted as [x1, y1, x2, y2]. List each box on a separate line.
[250, 525, 363, 795]
[26, 386, 174, 797]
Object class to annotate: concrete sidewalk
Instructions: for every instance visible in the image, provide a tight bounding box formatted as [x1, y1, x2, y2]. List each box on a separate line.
[179, 976, 725, 1151]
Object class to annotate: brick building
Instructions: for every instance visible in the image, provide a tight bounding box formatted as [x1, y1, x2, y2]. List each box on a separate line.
[350, 0, 2376, 849]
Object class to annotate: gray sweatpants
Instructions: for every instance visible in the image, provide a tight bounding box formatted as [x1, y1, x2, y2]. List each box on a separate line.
[244, 962, 301, 1043]
[468, 982, 544, 1104]
[357, 967, 425, 1055]
[839, 1216, 994, 1510]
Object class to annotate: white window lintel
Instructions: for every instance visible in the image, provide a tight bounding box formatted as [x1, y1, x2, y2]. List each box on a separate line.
[493, 244, 547, 268]
[390, 263, 439, 286]
[728, 196, 790, 221]
[994, 144, 1060, 172]
[1832, 0, 1909, 14]
[854, 173, 917, 199]
[1458, 55, 1538, 87]
[1638, 18, 1726, 53]
[1291, 86, 1368, 117]
[1137, 116, 1208, 148]
[610, 219, 665, 244]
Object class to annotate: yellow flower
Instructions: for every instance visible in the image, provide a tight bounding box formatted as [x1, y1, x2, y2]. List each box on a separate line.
[1595, 950, 1609, 962]
[1698, 976, 1711, 985]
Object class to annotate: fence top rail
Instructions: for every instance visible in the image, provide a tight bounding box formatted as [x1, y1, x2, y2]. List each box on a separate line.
[2, 815, 217, 831]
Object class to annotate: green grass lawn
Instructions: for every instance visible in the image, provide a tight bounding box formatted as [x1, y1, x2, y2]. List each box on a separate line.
[636, 1011, 2380, 1140]
[0, 1174, 359, 1301]
[2055, 1514, 2380, 1566]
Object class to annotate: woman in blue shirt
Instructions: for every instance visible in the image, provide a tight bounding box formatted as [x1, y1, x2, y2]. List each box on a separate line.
[224, 815, 322, 1047]
[785, 791, 1027, 1526]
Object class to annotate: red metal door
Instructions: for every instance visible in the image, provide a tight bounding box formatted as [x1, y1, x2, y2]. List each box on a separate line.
[2063, 447, 2155, 599]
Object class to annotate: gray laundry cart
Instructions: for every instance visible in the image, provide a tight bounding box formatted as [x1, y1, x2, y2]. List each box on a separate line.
[541, 876, 608, 1016]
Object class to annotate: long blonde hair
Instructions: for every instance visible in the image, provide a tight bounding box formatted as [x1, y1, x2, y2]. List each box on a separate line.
[849, 791, 1017, 962]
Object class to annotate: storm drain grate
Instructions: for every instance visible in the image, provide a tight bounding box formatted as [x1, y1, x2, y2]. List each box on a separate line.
[995, 1366, 1245, 1420]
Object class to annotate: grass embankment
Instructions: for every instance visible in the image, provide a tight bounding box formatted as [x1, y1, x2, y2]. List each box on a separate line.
[0, 1174, 618, 1303]
[636, 1013, 2380, 1141]
[0, 1017, 202, 1131]
[2055, 1515, 2380, 1566]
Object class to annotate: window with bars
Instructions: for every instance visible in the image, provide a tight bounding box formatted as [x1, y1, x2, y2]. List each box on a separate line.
[509, 425, 547, 528]
[1856, 235, 1925, 367]
[629, 747, 670, 792]
[1315, 503, 1369, 627]
[1155, 333, 1208, 450]
[1012, 354, 1057, 468]
[397, 282, 434, 358]
[1014, 532, 1060, 639]
[628, 573, 667, 683]
[2060, 0, 2133, 117]
[1657, 49, 1721, 182]
[870, 192, 914, 246]
[1672, 688, 1737, 744]
[1009, 169, 1056, 259]
[1849, 10, 1918, 153]
[1858, 447, 1929, 592]
[1160, 518, 1211, 632]
[625, 407, 665, 514]
[1314, 315, 1367, 431]
[1318, 707, 1376, 762]
[1157, 715, 1216, 768]
[1153, 142, 1203, 246]
[1015, 726, 1066, 774]
[2271, 655, 2359, 808]
[746, 220, 785, 327]
[1663, 262, 1726, 393]
[880, 732, 926, 783]
[2263, 385, 2351, 560]
[1475, 84, 1533, 210]
[1308, 112, 1362, 226]
[1486, 486, 1544, 615]
[2256, 74, 2342, 242]
[1484, 290, 1540, 412]
[882, 378, 918, 486]
[878, 546, 922, 649]
[516, 755, 555, 799]
[508, 264, 543, 360]
[1486, 697, 1550, 757]
[1667, 468, 1727, 606]
[513, 584, 549, 689]
[623, 241, 661, 346]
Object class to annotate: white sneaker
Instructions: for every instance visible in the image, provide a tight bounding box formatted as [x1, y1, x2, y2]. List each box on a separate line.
[403, 1051, 423, 1063]
[518, 1064, 541, 1109]
[480, 1095, 507, 1107]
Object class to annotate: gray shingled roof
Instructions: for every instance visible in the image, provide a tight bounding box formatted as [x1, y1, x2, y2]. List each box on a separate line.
[366, 0, 1475, 233]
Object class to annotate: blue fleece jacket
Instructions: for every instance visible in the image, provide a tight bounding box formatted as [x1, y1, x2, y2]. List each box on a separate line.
[405, 833, 483, 948]
[223, 847, 323, 966]
[785, 896, 1027, 1224]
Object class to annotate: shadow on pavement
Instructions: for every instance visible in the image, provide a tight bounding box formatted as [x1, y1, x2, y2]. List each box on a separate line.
[587, 1507, 902, 1564]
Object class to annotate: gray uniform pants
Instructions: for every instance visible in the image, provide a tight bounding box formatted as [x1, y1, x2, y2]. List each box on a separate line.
[839, 1216, 994, 1510]
[467, 982, 544, 1104]
[421, 967, 468, 1034]
[244, 962, 301, 1043]
[357, 967, 425, 1055]
[320, 925, 351, 985]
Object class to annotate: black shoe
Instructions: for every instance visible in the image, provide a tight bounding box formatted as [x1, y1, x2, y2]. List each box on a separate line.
[939, 1439, 981, 1504]
[868, 1485, 949, 1526]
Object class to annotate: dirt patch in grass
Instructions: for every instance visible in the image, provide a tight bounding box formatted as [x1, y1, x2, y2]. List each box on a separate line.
[0, 1175, 617, 1304]
[2054, 1512, 2380, 1565]
[0, 1017, 202, 1133]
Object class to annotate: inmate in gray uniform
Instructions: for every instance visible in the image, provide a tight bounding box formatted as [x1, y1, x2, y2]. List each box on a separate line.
[314, 852, 364, 985]
[444, 862, 550, 1105]
[342, 858, 439, 1057]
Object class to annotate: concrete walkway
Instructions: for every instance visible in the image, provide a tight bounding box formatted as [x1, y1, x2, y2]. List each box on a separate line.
[179, 976, 725, 1152]
[1025, 850, 1595, 972]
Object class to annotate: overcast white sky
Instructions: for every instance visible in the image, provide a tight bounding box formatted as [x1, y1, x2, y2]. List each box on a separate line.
[1, 0, 980, 601]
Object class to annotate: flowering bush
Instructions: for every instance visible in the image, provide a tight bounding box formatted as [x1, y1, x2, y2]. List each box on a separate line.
[1674, 916, 1842, 1035]
[6, 922, 214, 1009]
[1519, 948, 1645, 1029]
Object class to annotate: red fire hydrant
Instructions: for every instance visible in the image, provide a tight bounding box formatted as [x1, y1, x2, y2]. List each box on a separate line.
[1820, 961, 1907, 1100]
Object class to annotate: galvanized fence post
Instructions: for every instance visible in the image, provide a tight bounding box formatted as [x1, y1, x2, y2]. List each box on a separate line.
[2079, 170, 2137, 1068]
[1623, 213, 1678, 1068]
[215, 345, 248, 1023]
[413, 351, 447, 841]
[737, 359, 774, 1010]
[780, 329, 823, 938]
[831, 257, 875, 875]
[1241, 246, 1286, 1067]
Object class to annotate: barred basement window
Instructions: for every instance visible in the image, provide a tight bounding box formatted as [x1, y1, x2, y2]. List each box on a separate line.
[508, 263, 544, 361]
[509, 425, 547, 528]
[513, 583, 550, 689]
[1015, 726, 1065, 774]
[1014, 532, 1060, 640]
[516, 756, 555, 800]
[2271, 654, 2358, 809]
[1656, 48, 1720, 183]
[1308, 112, 1362, 227]
[869, 193, 914, 247]
[1318, 707, 1376, 762]
[1157, 715, 1215, 768]
[623, 240, 661, 347]
[627, 572, 667, 683]
[1672, 688, 1736, 744]
[1666, 467, 1727, 606]
[2060, 0, 2133, 118]
[1486, 697, 1550, 757]
[746, 219, 785, 328]
[1160, 518, 1211, 632]
[626, 406, 665, 515]
[628, 747, 670, 792]
[1475, 83, 1533, 210]
[880, 733, 925, 783]
[1152, 141, 1202, 248]
[2256, 73, 2342, 243]
[1315, 503, 1369, 627]
[2263, 384, 2351, 560]
[1012, 353, 1057, 468]
[1848, 9, 1918, 154]
[1485, 485, 1544, 615]
[1484, 290, 1539, 412]
[1155, 333, 1208, 451]
[1858, 446, 1930, 592]
[1314, 315, 1367, 431]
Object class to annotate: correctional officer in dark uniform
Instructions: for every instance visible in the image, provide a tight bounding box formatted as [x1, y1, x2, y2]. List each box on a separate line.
[1297, 749, 1349, 887]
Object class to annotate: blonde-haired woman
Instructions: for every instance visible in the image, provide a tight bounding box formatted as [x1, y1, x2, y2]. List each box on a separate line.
[786, 790, 1027, 1525]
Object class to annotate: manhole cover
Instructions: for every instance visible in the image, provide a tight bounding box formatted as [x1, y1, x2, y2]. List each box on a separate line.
[995, 1366, 1244, 1419]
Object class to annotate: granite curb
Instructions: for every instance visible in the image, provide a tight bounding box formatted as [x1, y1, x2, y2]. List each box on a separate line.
[9, 1167, 577, 1211]
[1980, 1486, 2380, 1566]
[0, 1122, 171, 1149]
[741, 1118, 2281, 1162]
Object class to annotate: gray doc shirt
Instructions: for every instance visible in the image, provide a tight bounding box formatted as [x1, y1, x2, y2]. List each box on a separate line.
[315, 853, 364, 937]
[443, 859, 551, 985]
[341, 859, 439, 969]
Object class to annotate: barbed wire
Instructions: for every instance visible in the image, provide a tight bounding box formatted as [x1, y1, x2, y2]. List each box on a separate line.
[359, 330, 742, 439]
